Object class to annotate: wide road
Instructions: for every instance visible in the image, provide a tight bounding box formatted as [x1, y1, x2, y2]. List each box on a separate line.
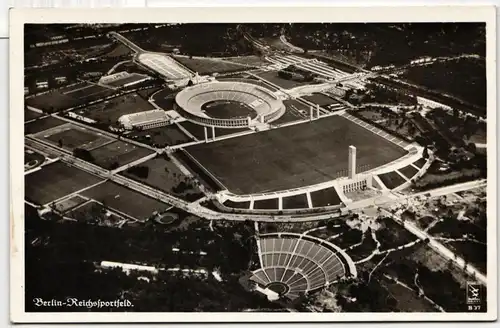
[381, 208, 487, 285]
[108, 31, 144, 53]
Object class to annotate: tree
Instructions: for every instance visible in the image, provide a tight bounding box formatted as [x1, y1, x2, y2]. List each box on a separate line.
[58, 139, 64, 148]
[73, 148, 95, 163]
[422, 146, 429, 159]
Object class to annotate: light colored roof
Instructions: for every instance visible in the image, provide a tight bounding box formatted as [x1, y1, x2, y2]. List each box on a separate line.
[119, 109, 169, 127]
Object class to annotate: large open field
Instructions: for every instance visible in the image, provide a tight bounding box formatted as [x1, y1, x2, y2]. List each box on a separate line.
[120, 156, 203, 201]
[73, 93, 155, 124]
[25, 109, 45, 122]
[26, 82, 116, 112]
[25, 117, 67, 135]
[171, 55, 249, 75]
[255, 71, 314, 89]
[41, 124, 113, 151]
[186, 115, 407, 194]
[127, 124, 191, 147]
[80, 181, 171, 221]
[89, 141, 154, 169]
[25, 161, 103, 205]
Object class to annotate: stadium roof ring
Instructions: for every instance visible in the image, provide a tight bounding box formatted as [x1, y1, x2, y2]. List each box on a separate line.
[175, 81, 286, 128]
[249, 233, 357, 301]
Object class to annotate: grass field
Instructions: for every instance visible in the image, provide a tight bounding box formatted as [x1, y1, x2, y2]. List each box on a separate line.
[90, 141, 154, 170]
[255, 71, 314, 89]
[253, 198, 279, 210]
[73, 93, 155, 124]
[282, 193, 309, 209]
[378, 171, 407, 189]
[25, 149, 45, 171]
[172, 55, 249, 75]
[127, 124, 191, 147]
[202, 100, 256, 119]
[413, 158, 426, 168]
[398, 164, 419, 180]
[80, 181, 172, 221]
[120, 156, 203, 200]
[25, 109, 44, 122]
[26, 83, 116, 112]
[25, 161, 103, 205]
[310, 187, 342, 207]
[43, 125, 112, 151]
[54, 195, 88, 213]
[302, 93, 338, 107]
[187, 115, 407, 194]
[25, 117, 67, 135]
[222, 55, 269, 67]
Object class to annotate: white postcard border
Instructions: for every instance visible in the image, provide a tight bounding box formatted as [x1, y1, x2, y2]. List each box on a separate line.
[9, 6, 498, 323]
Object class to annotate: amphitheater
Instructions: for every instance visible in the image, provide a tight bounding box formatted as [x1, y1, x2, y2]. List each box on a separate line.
[175, 81, 285, 128]
[249, 233, 356, 301]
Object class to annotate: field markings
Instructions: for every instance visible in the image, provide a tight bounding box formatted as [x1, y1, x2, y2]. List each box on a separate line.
[306, 192, 313, 209]
[44, 179, 108, 207]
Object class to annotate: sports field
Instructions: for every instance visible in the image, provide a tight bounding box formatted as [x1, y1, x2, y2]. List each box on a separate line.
[302, 93, 338, 107]
[42, 124, 113, 151]
[74, 93, 156, 123]
[186, 115, 407, 194]
[80, 181, 171, 221]
[178, 121, 250, 140]
[90, 141, 154, 170]
[171, 55, 249, 75]
[26, 82, 116, 112]
[25, 117, 66, 135]
[378, 171, 407, 189]
[128, 124, 191, 147]
[25, 161, 103, 205]
[202, 100, 256, 119]
[255, 71, 314, 89]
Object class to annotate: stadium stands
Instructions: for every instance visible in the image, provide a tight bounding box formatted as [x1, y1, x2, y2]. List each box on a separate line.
[175, 81, 285, 128]
[250, 235, 348, 300]
[118, 109, 170, 130]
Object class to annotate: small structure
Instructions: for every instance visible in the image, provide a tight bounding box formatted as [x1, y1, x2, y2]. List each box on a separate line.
[118, 110, 170, 130]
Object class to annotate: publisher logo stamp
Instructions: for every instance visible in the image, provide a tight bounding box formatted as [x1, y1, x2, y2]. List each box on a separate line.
[466, 282, 481, 305]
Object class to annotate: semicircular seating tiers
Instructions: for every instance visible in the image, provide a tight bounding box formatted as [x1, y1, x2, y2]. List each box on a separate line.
[175, 81, 285, 128]
[250, 236, 347, 300]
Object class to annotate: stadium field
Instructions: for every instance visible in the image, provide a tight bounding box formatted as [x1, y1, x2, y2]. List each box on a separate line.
[282, 193, 309, 209]
[74, 93, 155, 123]
[25, 117, 67, 135]
[42, 125, 113, 151]
[202, 100, 256, 119]
[186, 115, 407, 194]
[80, 181, 171, 221]
[128, 124, 191, 147]
[104, 74, 149, 88]
[172, 55, 249, 75]
[378, 171, 407, 189]
[90, 141, 154, 170]
[255, 71, 314, 89]
[310, 187, 342, 207]
[25, 161, 103, 205]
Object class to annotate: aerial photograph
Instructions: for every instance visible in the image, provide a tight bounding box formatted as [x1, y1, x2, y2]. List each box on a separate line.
[23, 22, 487, 313]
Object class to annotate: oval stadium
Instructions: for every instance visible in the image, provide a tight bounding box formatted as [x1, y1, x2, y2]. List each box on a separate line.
[249, 233, 357, 301]
[175, 81, 285, 128]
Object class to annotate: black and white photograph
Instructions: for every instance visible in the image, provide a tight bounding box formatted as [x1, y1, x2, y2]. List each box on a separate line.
[10, 6, 497, 323]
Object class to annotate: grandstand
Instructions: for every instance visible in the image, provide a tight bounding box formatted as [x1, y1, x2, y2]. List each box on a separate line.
[175, 81, 285, 128]
[118, 109, 170, 130]
[250, 233, 356, 300]
[136, 53, 193, 81]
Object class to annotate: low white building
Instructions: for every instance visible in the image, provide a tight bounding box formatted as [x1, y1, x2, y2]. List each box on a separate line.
[118, 109, 171, 130]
